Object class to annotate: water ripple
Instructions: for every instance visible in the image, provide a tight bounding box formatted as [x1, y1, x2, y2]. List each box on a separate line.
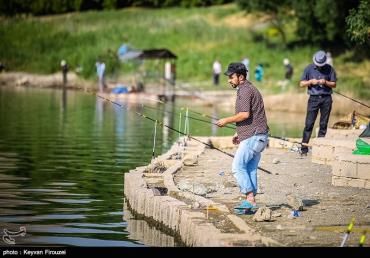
[26, 225, 126, 235]
[42, 199, 101, 204]
[22, 236, 143, 247]
[0, 214, 86, 222]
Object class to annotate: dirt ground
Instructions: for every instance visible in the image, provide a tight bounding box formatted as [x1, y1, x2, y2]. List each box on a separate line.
[173, 144, 370, 247]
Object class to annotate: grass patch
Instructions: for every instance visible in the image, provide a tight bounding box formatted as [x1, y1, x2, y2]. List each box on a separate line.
[0, 4, 369, 98]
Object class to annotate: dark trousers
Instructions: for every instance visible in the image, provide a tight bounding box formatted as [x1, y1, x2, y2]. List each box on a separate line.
[301, 95, 332, 153]
[213, 73, 220, 86]
[62, 72, 67, 85]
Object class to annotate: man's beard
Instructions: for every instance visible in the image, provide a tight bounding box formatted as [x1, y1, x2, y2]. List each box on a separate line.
[230, 83, 238, 88]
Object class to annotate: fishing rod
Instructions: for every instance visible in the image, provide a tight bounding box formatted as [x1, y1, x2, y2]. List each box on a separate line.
[130, 101, 306, 146]
[95, 95, 231, 157]
[340, 217, 355, 247]
[94, 94, 272, 175]
[358, 230, 367, 247]
[71, 87, 298, 153]
[333, 90, 370, 109]
[185, 108, 219, 120]
[140, 104, 237, 130]
[74, 85, 305, 147]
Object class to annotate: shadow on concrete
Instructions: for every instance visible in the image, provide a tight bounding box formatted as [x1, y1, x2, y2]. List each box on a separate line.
[302, 199, 320, 207]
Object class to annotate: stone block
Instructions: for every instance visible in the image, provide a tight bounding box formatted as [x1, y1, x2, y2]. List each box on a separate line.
[315, 128, 362, 139]
[165, 202, 175, 230]
[286, 194, 304, 211]
[183, 154, 198, 166]
[159, 200, 168, 226]
[347, 178, 366, 188]
[152, 197, 161, 221]
[140, 191, 149, 214]
[333, 153, 370, 180]
[312, 138, 356, 165]
[267, 138, 301, 149]
[161, 197, 175, 227]
[171, 201, 187, 231]
[145, 190, 154, 218]
[332, 176, 349, 187]
[194, 224, 221, 246]
[312, 144, 334, 165]
[209, 136, 234, 149]
[253, 207, 273, 222]
[356, 163, 370, 180]
[332, 161, 342, 177]
[364, 180, 370, 189]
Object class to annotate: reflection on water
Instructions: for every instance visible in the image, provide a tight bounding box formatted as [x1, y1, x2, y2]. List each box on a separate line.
[0, 87, 156, 246]
[0, 86, 316, 246]
[123, 202, 178, 247]
[162, 102, 174, 149]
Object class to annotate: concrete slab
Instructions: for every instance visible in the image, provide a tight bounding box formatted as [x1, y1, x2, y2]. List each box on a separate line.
[124, 136, 370, 246]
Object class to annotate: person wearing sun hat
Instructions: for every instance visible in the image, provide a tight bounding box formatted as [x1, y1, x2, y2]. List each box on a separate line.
[299, 50, 337, 156]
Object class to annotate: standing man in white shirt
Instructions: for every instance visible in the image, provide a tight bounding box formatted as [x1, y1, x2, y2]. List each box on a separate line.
[212, 60, 222, 86]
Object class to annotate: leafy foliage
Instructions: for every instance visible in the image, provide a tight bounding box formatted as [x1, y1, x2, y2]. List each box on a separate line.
[0, 0, 232, 15]
[237, 0, 366, 47]
[346, 0, 370, 45]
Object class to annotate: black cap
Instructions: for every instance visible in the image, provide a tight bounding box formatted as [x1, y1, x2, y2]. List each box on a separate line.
[224, 62, 247, 76]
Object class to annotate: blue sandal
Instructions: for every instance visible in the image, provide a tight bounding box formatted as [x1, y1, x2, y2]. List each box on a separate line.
[234, 200, 258, 215]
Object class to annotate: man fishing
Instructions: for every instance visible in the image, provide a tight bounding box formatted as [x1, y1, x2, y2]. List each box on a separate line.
[216, 62, 269, 209]
[299, 50, 337, 156]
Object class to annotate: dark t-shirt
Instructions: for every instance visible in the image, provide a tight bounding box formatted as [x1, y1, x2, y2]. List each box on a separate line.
[235, 81, 269, 142]
[300, 63, 337, 95]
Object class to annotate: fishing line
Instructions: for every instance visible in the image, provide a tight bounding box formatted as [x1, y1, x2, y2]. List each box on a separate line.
[126, 100, 306, 146]
[333, 90, 370, 109]
[68, 86, 278, 173]
[152, 120, 158, 160]
[94, 94, 273, 175]
[141, 104, 236, 129]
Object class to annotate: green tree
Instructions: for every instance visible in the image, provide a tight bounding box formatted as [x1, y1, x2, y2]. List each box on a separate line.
[0, 0, 231, 15]
[237, 0, 292, 46]
[103, 0, 117, 9]
[0, 0, 32, 16]
[238, 0, 362, 46]
[293, 0, 359, 44]
[346, 0, 370, 46]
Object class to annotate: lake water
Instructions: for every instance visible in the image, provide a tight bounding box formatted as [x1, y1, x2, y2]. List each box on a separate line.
[0, 86, 328, 246]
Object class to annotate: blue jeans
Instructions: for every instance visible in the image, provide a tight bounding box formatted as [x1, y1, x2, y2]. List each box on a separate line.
[232, 134, 268, 196]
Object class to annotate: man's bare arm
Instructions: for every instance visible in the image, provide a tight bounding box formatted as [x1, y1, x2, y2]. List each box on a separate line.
[216, 112, 249, 127]
[319, 79, 336, 88]
[300, 79, 318, 87]
[300, 79, 336, 88]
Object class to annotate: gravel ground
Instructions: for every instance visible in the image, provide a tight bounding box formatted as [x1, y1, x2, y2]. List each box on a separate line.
[174, 145, 370, 247]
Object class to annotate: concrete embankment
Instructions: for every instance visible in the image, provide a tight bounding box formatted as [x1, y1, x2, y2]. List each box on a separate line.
[124, 135, 370, 247]
[311, 128, 370, 189]
[124, 137, 280, 247]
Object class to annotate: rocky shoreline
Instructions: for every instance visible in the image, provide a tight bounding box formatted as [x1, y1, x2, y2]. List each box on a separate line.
[123, 136, 370, 247]
[124, 136, 280, 246]
[0, 71, 91, 90]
